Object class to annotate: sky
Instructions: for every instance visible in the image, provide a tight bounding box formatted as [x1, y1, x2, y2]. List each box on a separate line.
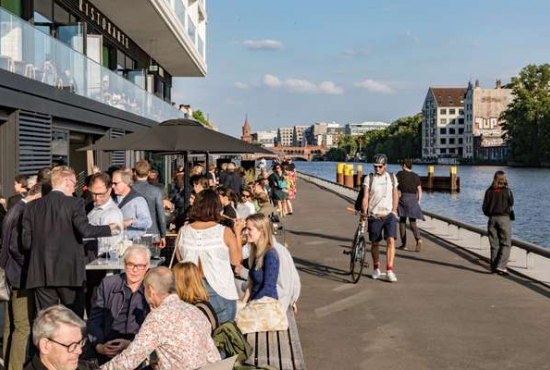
[172, 0, 550, 137]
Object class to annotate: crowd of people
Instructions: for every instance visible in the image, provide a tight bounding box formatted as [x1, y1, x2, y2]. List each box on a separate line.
[0, 158, 302, 370]
[359, 153, 515, 282]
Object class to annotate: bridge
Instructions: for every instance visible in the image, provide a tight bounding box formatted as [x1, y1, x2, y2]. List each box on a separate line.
[289, 174, 550, 369]
[270, 145, 327, 161]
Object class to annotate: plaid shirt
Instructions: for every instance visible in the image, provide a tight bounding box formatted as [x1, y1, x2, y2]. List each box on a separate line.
[101, 294, 220, 370]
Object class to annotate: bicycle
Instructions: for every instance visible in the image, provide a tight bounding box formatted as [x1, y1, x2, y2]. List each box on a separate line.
[343, 207, 369, 283]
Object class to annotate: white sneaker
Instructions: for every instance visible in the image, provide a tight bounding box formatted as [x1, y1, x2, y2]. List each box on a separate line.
[386, 270, 397, 282]
[372, 268, 381, 280]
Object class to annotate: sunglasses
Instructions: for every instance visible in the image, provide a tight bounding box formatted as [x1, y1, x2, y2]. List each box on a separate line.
[373, 165, 384, 168]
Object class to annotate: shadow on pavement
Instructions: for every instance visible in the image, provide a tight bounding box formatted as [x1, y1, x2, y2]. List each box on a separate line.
[287, 229, 353, 243]
[293, 256, 352, 284]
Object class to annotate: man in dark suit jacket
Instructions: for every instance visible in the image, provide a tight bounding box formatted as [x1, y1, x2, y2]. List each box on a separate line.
[22, 166, 119, 318]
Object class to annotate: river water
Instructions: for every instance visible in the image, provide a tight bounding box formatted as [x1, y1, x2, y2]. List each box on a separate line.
[294, 161, 550, 248]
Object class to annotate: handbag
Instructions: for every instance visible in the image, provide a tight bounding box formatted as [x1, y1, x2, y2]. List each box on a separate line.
[236, 297, 288, 334]
[0, 267, 12, 302]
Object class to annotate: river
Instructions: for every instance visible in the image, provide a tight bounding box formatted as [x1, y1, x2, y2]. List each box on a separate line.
[294, 161, 550, 248]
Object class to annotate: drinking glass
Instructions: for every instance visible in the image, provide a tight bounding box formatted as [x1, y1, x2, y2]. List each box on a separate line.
[151, 234, 161, 259]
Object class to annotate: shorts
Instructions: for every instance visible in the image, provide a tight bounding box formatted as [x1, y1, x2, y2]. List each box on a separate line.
[368, 213, 398, 243]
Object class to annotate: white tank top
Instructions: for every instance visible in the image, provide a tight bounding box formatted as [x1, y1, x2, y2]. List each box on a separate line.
[177, 223, 238, 301]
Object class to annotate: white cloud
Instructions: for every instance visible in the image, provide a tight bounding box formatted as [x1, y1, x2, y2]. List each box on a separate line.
[354, 79, 395, 94]
[262, 74, 344, 95]
[263, 74, 282, 88]
[234, 82, 250, 89]
[342, 47, 370, 59]
[243, 39, 284, 51]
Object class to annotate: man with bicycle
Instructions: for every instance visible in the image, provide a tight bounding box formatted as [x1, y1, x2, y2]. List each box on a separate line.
[361, 154, 399, 282]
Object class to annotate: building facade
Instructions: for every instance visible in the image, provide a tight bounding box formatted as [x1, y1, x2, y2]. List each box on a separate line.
[421, 87, 467, 161]
[292, 125, 308, 147]
[0, 0, 207, 196]
[464, 80, 513, 161]
[344, 121, 389, 136]
[251, 130, 277, 147]
[276, 127, 293, 147]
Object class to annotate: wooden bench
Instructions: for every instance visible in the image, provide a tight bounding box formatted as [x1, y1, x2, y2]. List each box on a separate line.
[244, 310, 305, 370]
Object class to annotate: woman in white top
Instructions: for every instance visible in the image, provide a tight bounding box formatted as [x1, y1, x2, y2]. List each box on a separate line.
[176, 189, 244, 323]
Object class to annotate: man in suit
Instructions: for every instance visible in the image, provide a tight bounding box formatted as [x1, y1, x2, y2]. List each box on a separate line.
[0, 183, 42, 370]
[22, 166, 120, 318]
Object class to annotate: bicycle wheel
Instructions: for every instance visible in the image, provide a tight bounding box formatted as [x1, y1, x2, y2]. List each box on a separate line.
[350, 236, 368, 283]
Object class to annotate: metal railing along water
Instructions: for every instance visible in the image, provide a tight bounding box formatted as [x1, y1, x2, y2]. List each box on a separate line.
[0, 7, 184, 123]
[298, 170, 550, 280]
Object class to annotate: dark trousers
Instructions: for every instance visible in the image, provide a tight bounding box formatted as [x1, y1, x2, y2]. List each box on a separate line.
[3, 289, 33, 370]
[33, 286, 85, 318]
[399, 217, 421, 247]
[488, 216, 512, 271]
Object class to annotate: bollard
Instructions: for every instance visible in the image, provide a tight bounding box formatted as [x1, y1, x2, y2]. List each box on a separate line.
[355, 165, 363, 188]
[344, 164, 354, 188]
[450, 166, 457, 191]
[427, 165, 434, 190]
[336, 163, 345, 185]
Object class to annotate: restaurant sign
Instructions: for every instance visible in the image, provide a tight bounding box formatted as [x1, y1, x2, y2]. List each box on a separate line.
[78, 0, 129, 49]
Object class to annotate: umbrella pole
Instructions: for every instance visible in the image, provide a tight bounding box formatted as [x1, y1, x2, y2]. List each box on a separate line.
[184, 151, 190, 211]
[205, 151, 209, 177]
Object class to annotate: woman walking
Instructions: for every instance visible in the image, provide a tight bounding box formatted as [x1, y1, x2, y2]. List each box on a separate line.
[396, 159, 425, 252]
[268, 164, 288, 216]
[483, 170, 514, 275]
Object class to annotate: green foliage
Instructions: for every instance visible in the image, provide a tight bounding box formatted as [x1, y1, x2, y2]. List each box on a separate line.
[501, 64, 550, 165]
[325, 147, 347, 162]
[192, 110, 213, 128]
[359, 113, 422, 163]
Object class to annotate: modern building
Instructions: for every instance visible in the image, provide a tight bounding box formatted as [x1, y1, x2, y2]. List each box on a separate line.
[464, 80, 513, 161]
[276, 127, 293, 147]
[344, 121, 389, 136]
[251, 130, 277, 147]
[0, 0, 207, 196]
[241, 116, 252, 143]
[292, 125, 308, 147]
[421, 87, 467, 161]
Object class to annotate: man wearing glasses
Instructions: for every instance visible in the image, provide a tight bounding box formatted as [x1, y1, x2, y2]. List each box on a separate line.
[87, 245, 151, 364]
[84, 172, 125, 313]
[25, 305, 87, 370]
[361, 154, 399, 283]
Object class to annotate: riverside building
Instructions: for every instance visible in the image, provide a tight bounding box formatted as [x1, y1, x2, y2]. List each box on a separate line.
[463, 80, 513, 161]
[277, 127, 293, 147]
[0, 0, 207, 196]
[252, 130, 277, 148]
[344, 121, 389, 136]
[421, 87, 467, 162]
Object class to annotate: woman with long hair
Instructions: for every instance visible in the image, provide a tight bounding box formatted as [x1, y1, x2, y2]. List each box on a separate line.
[268, 164, 288, 216]
[173, 262, 218, 331]
[482, 170, 514, 275]
[217, 186, 237, 219]
[176, 189, 244, 323]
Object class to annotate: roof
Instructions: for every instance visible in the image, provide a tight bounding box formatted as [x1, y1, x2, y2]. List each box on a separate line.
[429, 88, 467, 107]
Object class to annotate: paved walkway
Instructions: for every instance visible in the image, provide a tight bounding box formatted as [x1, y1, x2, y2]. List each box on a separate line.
[287, 178, 550, 370]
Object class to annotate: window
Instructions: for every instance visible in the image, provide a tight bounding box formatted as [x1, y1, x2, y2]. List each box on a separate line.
[449, 138, 455, 144]
[34, 0, 53, 21]
[459, 109, 464, 115]
[458, 138, 463, 144]
[440, 138, 447, 144]
[459, 128, 464, 134]
[54, 3, 70, 23]
[440, 128, 446, 135]
[440, 108, 447, 115]
[440, 119, 447, 125]
[449, 128, 456, 134]
[449, 109, 456, 115]
[2, 0, 22, 16]
[440, 148, 447, 154]
[449, 148, 456, 154]
[458, 118, 464, 125]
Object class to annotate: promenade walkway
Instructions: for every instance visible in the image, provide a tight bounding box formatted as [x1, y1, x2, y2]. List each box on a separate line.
[288, 178, 550, 370]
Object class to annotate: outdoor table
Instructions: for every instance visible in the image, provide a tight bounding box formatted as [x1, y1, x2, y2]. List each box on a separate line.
[86, 257, 165, 276]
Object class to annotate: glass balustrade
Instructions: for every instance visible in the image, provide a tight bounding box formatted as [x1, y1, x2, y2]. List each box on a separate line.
[0, 6, 183, 123]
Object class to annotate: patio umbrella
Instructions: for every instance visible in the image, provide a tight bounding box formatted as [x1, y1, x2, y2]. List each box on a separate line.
[79, 118, 274, 209]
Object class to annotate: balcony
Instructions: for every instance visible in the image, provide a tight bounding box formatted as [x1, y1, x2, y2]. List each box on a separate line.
[0, 7, 183, 123]
[89, 0, 206, 77]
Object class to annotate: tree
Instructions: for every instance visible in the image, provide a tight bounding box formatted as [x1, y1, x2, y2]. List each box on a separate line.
[192, 110, 213, 128]
[501, 64, 550, 165]
[337, 135, 358, 160]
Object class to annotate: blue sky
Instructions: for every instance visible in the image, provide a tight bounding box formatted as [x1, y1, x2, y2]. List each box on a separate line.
[172, 0, 550, 137]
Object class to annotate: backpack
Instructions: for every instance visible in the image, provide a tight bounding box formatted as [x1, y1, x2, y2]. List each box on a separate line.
[354, 172, 396, 211]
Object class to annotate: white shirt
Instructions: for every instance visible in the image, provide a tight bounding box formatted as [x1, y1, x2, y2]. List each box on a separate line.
[236, 202, 256, 219]
[364, 172, 398, 216]
[87, 198, 124, 255]
[178, 224, 239, 301]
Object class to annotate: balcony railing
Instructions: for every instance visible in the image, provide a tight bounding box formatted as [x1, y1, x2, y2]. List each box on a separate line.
[0, 6, 183, 123]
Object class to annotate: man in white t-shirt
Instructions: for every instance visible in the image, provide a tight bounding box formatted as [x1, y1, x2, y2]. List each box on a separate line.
[361, 154, 399, 282]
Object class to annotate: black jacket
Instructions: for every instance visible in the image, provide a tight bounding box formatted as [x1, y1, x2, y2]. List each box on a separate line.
[223, 172, 243, 196]
[22, 190, 112, 289]
[483, 187, 514, 217]
[0, 200, 29, 289]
